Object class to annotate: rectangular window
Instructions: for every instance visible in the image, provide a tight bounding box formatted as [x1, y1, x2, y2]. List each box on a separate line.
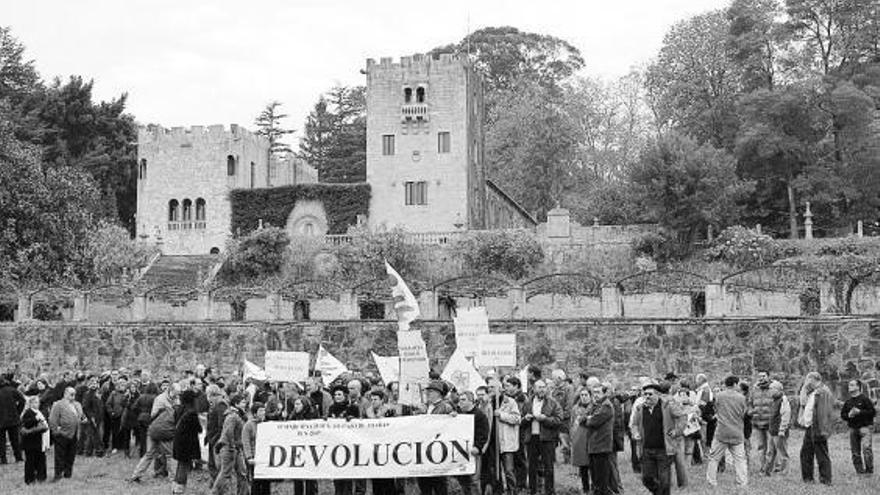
[438, 132, 450, 153]
[382, 134, 395, 156]
[405, 181, 427, 205]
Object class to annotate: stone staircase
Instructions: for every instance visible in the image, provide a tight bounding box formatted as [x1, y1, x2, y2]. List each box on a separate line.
[139, 255, 221, 287]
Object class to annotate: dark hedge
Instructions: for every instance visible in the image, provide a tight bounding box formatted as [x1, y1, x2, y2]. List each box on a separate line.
[230, 183, 371, 235]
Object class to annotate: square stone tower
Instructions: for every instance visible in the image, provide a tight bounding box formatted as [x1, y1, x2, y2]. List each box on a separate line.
[365, 53, 486, 232]
[136, 124, 270, 255]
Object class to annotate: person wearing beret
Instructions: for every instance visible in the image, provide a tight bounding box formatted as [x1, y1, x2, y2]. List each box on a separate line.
[630, 382, 686, 495]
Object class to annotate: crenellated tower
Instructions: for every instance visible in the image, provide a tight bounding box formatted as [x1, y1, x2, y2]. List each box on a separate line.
[365, 52, 486, 232]
[136, 124, 270, 255]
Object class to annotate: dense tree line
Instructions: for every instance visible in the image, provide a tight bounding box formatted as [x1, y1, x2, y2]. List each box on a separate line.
[0, 26, 148, 290]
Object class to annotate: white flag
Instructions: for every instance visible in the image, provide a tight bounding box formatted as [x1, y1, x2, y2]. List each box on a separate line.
[441, 349, 486, 393]
[371, 352, 400, 385]
[519, 367, 529, 393]
[316, 345, 348, 385]
[243, 359, 267, 381]
[385, 261, 421, 331]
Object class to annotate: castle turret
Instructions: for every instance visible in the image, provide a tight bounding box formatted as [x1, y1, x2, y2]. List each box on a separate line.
[136, 124, 270, 255]
[365, 53, 486, 231]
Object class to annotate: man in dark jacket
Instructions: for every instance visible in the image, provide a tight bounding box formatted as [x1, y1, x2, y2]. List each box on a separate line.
[418, 380, 457, 495]
[585, 383, 615, 495]
[0, 373, 26, 463]
[456, 390, 489, 495]
[205, 384, 228, 481]
[841, 379, 876, 474]
[521, 379, 563, 495]
[80, 376, 105, 457]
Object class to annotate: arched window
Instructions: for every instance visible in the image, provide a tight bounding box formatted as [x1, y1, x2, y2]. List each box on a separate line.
[416, 86, 425, 103]
[139, 159, 147, 180]
[196, 198, 206, 221]
[182, 199, 192, 221]
[209, 247, 220, 255]
[404, 87, 412, 103]
[250, 162, 256, 188]
[227, 155, 236, 176]
[168, 200, 179, 221]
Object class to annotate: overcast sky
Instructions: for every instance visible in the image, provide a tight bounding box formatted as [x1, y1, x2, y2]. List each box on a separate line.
[8, 0, 728, 136]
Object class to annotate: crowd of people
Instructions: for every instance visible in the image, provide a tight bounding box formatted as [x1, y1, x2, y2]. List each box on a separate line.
[0, 364, 876, 494]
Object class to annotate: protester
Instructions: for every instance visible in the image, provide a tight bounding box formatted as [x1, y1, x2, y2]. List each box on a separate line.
[212, 392, 249, 495]
[418, 379, 456, 495]
[571, 387, 592, 494]
[19, 395, 49, 484]
[761, 380, 790, 476]
[131, 381, 158, 458]
[749, 371, 773, 465]
[522, 379, 562, 495]
[550, 369, 574, 463]
[0, 372, 26, 464]
[328, 384, 362, 495]
[631, 382, 684, 495]
[798, 371, 835, 485]
[705, 375, 747, 487]
[129, 383, 179, 483]
[242, 402, 270, 495]
[585, 382, 614, 495]
[171, 389, 202, 494]
[206, 384, 229, 480]
[840, 379, 876, 475]
[80, 376, 105, 457]
[48, 386, 83, 481]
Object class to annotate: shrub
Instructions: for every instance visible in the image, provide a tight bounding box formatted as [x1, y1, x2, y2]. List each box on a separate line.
[218, 226, 290, 285]
[631, 230, 690, 263]
[332, 226, 426, 284]
[703, 226, 787, 268]
[454, 229, 544, 280]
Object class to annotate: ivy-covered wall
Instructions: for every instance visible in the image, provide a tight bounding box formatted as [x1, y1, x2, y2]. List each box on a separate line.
[230, 183, 370, 235]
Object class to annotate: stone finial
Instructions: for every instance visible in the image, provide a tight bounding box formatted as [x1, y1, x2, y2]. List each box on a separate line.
[804, 202, 813, 240]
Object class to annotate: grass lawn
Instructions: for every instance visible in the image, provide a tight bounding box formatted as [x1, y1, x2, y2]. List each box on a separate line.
[1, 429, 876, 494]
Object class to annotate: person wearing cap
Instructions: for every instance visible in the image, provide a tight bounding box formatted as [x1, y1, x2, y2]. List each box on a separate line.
[521, 379, 562, 495]
[418, 379, 456, 495]
[630, 382, 686, 495]
[706, 376, 748, 487]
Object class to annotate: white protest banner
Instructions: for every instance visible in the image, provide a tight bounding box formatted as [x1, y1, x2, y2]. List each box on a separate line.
[254, 415, 475, 479]
[316, 346, 348, 385]
[453, 306, 490, 358]
[243, 359, 267, 381]
[476, 334, 517, 368]
[441, 349, 486, 393]
[264, 351, 310, 382]
[386, 261, 421, 331]
[397, 330, 429, 406]
[371, 352, 400, 385]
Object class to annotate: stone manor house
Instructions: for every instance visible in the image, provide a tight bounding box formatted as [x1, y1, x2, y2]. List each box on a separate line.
[136, 53, 535, 256]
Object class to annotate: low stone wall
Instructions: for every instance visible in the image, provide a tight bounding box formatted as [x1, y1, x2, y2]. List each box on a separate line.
[2, 318, 878, 402]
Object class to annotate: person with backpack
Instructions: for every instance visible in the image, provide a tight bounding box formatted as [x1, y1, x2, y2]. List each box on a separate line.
[128, 383, 179, 483]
